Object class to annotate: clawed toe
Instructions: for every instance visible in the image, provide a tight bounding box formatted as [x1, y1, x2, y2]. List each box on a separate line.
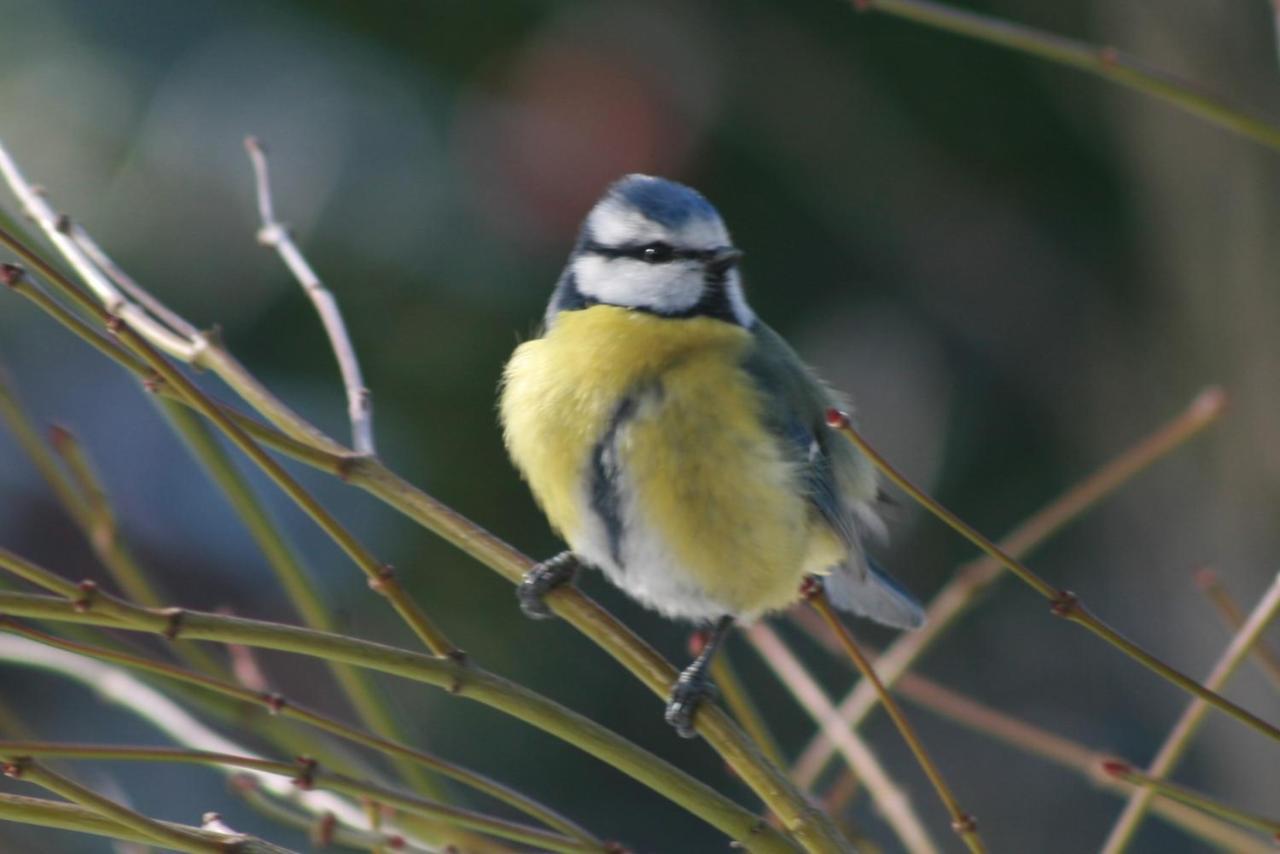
[664, 672, 718, 739]
[517, 552, 579, 620]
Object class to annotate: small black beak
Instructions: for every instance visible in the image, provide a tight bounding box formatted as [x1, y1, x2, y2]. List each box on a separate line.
[706, 247, 743, 275]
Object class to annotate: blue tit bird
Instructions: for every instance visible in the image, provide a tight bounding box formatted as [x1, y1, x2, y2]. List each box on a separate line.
[500, 174, 923, 737]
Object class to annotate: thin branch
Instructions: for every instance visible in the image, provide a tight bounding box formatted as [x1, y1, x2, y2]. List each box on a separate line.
[0, 142, 201, 359]
[2, 757, 228, 853]
[1, 742, 600, 853]
[0, 242, 845, 854]
[1100, 760, 1280, 839]
[1, 618, 597, 845]
[0, 633, 434, 852]
[0, 585, 795, 853]
[886, 669, 1273, 851]
[792, 388, 1227, 787]
[825, 406, 1280, 747]
[709, 647, 787, 772]
[0, 239, 455, 658]
[805, 587, 983, 852]
[1195, 568, 1280, 691]
[0, 138, 346, 455]
[0, 792, 297, 854]
[743, 622, 938, 854]
[849, 0, 1280, 152]
[154, 399, 453, 804]
[1100, 571, 1280, 852]
[245, 137, 375, 456]
[0, 151, 850, 852]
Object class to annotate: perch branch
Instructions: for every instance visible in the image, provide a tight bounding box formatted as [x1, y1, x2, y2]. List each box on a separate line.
[793, 390, 1227, 786]
[825, 405, 1280, 747]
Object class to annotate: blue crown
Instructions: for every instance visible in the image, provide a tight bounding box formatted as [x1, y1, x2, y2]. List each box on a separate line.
[605, 174, 719, 228]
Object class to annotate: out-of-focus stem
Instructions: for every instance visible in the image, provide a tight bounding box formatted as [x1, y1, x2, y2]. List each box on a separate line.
[826, 405, 1280, 747]
[1101, 571, 1280, 852]
[806, 590, 983, 853]
[792, 389, 1227, 787]
[849, 0, 1280, 151]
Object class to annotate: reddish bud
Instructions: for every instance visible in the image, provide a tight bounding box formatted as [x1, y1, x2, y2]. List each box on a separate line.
[1049, 589, 1079, 618]
[292, 756, 318, 790]
[2, 758, 29, 778]
[824, 408, 848, 429]
[263, 693, 287, 714]
[367, 566, 395, 593]
[950, 813, 978, 834]
[385, 835, 406, 850]
[310, 812, 337, 847]
[0, 263, 23, 287]
[1100, 759, 1132, 778]
[799, 576, 824, 600]
[73, 579, 98, 613]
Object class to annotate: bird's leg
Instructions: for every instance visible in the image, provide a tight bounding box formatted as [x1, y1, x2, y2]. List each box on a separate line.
[665, 615, 734, 739]
[517, 551, 580, 620]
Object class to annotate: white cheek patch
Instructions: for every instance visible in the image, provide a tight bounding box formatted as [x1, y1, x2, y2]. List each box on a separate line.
[572, 255, 705, 315]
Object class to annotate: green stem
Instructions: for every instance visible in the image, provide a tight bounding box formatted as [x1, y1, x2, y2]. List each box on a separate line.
[0, 586, 794, 853]
[1, 618, 596, 845]
[807, 590, 984, 853]
[1, 757, 226, 853]
[826, 408, 1280, 747]
[153, 398, 455, 806]
[1100, 571, 1280, 852]
[0, 792, 297, 854]
[0, 225, 847, 853]
[853, 0, 1280, 151]
[792, 389, 1228, 787]
[0, 741, 601, 853]
[709, 649, 787, 771]
[1101, 761, 1280, 839]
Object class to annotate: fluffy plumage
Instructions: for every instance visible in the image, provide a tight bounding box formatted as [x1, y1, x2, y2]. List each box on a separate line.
[501, 174, 922, 629]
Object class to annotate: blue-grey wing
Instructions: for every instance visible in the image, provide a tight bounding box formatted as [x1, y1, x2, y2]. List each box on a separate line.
[745, 323, 924, 629]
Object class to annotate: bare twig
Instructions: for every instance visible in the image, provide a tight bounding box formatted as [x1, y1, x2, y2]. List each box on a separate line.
[0, 583, 793, 852]
[0, 634, 434, 851]
[1100, 571, 1280, 852]
[805, 587, 983, 853]
[1195, 568, 1280, 691]
[245, 137, 375, 456]
[848, 0, 1280, 152]
[792, 389, 1227, 787]
[743, 622, 938, 854]
[2, 741, 599, 853]
[0, 618, 597, 845]
[825, 405, 1280, 747]
[1101, 760, 1280, 839]
[0, 793, 297, 854]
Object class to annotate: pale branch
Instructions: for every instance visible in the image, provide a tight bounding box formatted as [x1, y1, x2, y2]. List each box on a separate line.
[743, 622, 938, 854]
[1100, 571, 1280, 852]
[792, 389, 1227, 787]
[0, 209, 847, 853]
[0, 582, 795, 853]
[244, 137, 375, 456]
[826, 407, 1280, 748]
[0, 634, 434, 852]
[805, 587, 983, 853]
[849, 0, 1280, 152]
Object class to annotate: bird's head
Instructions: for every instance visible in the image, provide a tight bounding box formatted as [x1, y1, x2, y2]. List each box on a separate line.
[548, 175, 753, 327]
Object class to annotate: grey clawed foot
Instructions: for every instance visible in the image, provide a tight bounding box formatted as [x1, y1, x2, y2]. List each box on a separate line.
[518, 551, 580, 620]
[664, 666, 719, 739]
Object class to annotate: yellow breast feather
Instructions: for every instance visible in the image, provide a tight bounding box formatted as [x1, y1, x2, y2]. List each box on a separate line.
[500, 305, 845, 617]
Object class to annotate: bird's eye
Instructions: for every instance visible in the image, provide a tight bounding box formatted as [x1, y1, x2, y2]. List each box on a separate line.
[640, 242, 675, 263]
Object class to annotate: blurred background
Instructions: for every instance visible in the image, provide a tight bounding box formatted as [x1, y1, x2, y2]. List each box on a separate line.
[0, 1, 1277, 851]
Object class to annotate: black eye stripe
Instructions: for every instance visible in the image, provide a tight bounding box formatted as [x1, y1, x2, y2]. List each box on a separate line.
[582, 240, 720, 264]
